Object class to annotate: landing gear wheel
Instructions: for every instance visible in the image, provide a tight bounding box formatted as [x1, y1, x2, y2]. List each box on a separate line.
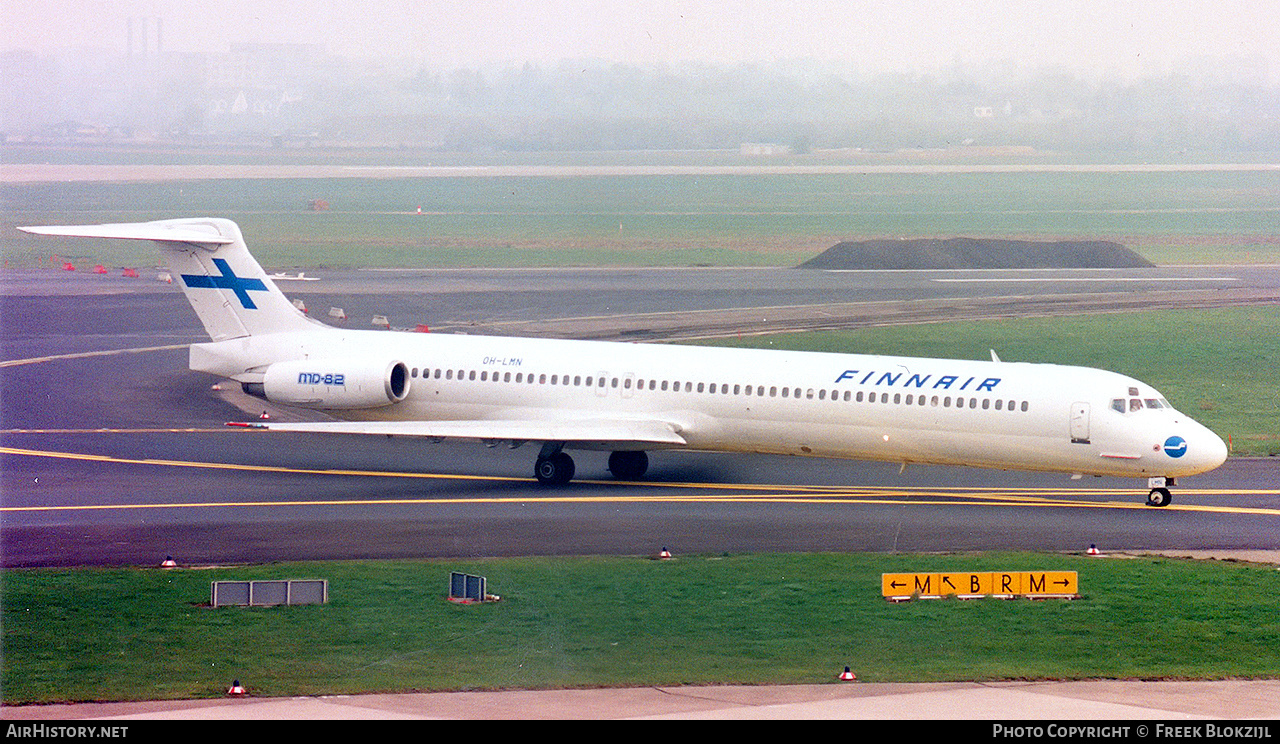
[535, 452, 575, 486]
[1147, 487, 1172, 507]
[608, 450, 649, 480]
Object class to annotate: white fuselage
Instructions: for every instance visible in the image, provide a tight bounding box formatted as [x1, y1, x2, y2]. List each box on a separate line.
[18, 217, 1228, 492]
[195, 326, 1229, 480]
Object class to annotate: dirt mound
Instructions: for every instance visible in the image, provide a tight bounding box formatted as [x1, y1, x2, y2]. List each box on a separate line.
[798, 237, 1154, 270]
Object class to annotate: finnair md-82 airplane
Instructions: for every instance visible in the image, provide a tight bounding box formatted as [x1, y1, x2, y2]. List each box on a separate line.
[21, 218, 1228, 506]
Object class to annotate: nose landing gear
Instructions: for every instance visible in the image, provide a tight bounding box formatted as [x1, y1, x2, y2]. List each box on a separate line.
[1146, 476, 1176, 507]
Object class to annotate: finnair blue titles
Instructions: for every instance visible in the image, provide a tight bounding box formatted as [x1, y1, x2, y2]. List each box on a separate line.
[20, 218, 1228, 506]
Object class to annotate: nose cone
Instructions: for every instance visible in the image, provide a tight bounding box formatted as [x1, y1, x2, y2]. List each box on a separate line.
[1165, 422, 1228, 475]
[1197, 428, 1229, 472]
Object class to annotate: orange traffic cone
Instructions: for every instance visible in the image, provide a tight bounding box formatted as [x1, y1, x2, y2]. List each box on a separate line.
[839, 666, 857, 681]
[259, 410, 270, 420]
[160, 556, 177, 568]
[1087, 544, 1101, 556]
[658, 547, 672, 560]
[227, 680, 246, 696]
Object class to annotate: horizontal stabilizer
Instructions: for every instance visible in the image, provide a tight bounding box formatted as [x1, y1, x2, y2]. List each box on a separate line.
[18, 222, 233, 245]
[237, 417, 688, 447]
[18, 218, 317, 340]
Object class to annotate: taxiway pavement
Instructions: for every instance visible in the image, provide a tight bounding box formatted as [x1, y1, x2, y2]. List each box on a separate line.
[3, 265, 1278, 568]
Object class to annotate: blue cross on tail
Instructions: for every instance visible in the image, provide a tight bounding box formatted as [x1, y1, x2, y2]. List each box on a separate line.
[181, 258, 269, 309]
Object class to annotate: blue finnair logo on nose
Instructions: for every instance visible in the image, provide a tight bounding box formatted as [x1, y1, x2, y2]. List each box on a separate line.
[1163, 436, 1188, 458]
[181, 258, 268, 309]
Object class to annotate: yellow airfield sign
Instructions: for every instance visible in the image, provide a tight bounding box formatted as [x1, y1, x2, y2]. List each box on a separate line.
[881, 571, 1078, 600]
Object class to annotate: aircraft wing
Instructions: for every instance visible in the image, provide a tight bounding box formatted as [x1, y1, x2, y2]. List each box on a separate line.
[235, 416, 688, 448]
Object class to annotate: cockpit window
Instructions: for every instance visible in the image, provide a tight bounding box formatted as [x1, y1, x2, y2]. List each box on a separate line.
[1114, 396, 1172, 414]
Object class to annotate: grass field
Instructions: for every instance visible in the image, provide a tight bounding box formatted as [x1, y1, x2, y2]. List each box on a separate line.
[4, 552, 1279, 704]
[697, 307, 1280, 457]
[4, 168, 1279, 267]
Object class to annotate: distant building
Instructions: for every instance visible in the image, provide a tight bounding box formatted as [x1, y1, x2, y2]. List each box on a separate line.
[740, 142, 793, 156]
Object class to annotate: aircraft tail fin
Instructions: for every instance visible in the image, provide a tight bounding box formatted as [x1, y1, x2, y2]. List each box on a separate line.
[19, 218, 318, 341]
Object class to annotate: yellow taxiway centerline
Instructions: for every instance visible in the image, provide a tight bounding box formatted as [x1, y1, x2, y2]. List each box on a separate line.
[4, 444, 1279, 516]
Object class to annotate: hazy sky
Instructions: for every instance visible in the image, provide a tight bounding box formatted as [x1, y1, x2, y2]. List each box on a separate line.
[4, 0, 1277, 78]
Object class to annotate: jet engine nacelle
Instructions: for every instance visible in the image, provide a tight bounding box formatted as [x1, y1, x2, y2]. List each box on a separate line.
[252, 358, 410, 409]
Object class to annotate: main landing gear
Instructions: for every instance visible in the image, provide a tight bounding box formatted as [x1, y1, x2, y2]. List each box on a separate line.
[607, 450, 649, 480]
[1146, 476, 1176, 507]
[535, 451, 575, 485]
[533, 444, 649, 486]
